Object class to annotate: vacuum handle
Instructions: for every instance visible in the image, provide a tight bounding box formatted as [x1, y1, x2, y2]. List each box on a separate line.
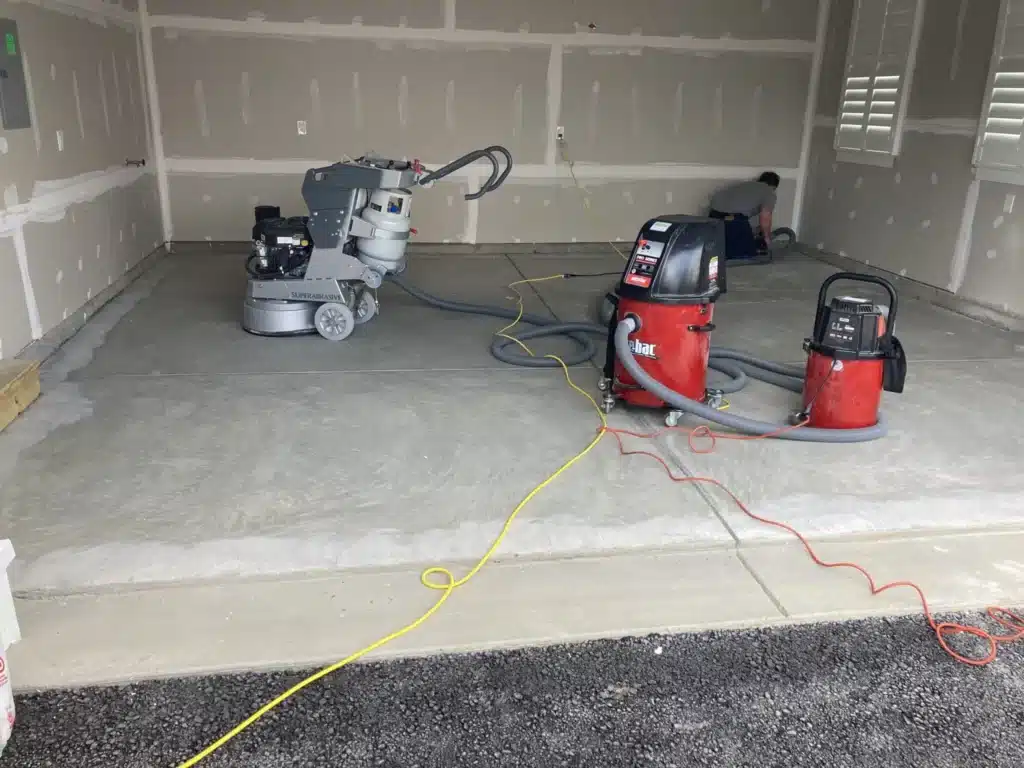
[687, 323, 716, 333]
[814, 271, 898, 341]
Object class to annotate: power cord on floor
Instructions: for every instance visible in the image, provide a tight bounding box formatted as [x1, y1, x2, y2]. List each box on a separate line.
[174, 277, 608, 767]
[602, 422, 1024, 666]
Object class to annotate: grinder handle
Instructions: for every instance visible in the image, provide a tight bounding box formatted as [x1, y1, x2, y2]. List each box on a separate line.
[813, 271, 898, 343]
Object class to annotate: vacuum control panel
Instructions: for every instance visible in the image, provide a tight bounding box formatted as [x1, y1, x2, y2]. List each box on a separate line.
[624, 237, 666, 289]
[819, 296, 883, 354]
[617, 215, 726, 304]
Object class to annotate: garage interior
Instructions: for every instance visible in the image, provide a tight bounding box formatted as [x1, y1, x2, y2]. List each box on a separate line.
[1, 0, 1023, 744]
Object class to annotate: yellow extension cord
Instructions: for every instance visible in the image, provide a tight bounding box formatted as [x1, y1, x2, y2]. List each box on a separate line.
[176, 275, 607, 767]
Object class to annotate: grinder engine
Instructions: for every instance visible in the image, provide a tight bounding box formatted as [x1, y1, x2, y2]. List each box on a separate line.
[599, 215, 726, 414]
[246, 206, 314, 279]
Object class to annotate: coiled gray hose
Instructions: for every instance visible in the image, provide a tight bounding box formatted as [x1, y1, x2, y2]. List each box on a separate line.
[388, 274, 609, 368]
[390, 275, 771, 392]
[771, 226, 797, 246]
[615, 318, 888, 442]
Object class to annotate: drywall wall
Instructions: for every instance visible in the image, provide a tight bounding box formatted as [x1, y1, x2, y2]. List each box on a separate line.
[145, 0, 822, 243]
[960, 182, 1024, 318]
[0, 0, 162, 360]
[478, 177, 797, 244]
[802, 0, 1024, 319]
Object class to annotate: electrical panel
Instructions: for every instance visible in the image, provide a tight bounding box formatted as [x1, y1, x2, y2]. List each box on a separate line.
[0, 19, 32, 131]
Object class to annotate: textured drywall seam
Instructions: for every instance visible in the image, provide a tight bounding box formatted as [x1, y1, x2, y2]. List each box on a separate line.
[20, 52, 42, 156]
[11, 227, 43, 340]
[463, 172, 481, 244]
[0, 166, 151, 235]
[950, 0, 969, 81]
[949, 179, 980, 293]
[545, 44, 564, 169]
[146, 15, 817, 54]
[134, 27, 156, 166]
[793, 0, 832, 238]
[1, 165, 153, 345]
[138, 0, 173, 244]
[165, 158, 801, 182]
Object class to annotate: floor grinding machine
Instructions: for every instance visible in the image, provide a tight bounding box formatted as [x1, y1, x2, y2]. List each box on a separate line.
[600, 215, 907, 441]
[241, 146, 511, 340]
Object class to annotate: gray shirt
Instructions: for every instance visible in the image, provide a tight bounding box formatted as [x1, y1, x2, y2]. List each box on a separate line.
[710, 181, 777, 218]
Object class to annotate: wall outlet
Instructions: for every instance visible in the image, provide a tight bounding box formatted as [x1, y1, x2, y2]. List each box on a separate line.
[56, 129, 64, 152]
[556, 125, 565, 141]
[297, 120, 307, 136]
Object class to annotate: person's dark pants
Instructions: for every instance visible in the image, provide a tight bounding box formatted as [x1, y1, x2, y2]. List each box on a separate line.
[709, 209, 765, 261]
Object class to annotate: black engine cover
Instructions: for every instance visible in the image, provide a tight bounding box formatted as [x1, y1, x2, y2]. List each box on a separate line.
[617, 215, 726, 304]
[250, 212, 313, 277]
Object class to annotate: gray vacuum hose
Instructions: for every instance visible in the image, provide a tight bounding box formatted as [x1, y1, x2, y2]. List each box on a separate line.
[388, 274, 610, 368]
[388, 275, 777, 399]
[708, 348, 805, 393]
[770, 226, 797, 246]
[615, 317, 887, 442]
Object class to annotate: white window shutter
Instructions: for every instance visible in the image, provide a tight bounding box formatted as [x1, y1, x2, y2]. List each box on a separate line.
[976, 0, 1024, 173]
[836, 0, 924, 160]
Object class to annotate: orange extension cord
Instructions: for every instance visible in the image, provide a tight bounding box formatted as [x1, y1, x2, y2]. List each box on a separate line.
[600, 421, 1024, 667]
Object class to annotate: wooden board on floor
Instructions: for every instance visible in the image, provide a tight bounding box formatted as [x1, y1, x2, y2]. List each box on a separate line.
[0, 360, 41, 433]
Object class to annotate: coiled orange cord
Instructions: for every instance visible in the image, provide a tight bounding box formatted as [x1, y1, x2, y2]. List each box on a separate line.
[601, 422, 1024, 666]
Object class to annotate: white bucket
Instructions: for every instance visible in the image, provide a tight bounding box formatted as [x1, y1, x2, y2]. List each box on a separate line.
[0, 541, 19, 756]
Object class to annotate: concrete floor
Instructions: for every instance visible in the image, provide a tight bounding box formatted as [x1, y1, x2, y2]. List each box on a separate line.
[2, 243, 1023, 689]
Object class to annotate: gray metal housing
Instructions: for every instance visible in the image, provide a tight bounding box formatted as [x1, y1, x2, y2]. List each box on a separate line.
[243, 157, 418, 338]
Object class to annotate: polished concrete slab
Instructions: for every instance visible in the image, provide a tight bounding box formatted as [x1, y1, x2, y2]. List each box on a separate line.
[643, 358, 1024, 543]
[2, 368, 732, 593]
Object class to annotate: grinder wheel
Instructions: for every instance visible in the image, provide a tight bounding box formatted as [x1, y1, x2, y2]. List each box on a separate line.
[314, 302, 356, 342]
[354, 291, 378, 325]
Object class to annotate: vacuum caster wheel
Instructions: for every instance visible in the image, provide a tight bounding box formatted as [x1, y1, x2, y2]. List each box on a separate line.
[354, 292, 378, 325]
[601, 393, 616, 414]
[314, 302, 356, 341]
[597, 377, 610, 392]
[665, 411, 682, 428]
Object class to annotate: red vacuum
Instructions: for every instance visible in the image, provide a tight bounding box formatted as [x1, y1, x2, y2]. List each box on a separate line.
[600, 216, 906, 442]
[599, 215, 726, 412]
[799, 273, 906, 429]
